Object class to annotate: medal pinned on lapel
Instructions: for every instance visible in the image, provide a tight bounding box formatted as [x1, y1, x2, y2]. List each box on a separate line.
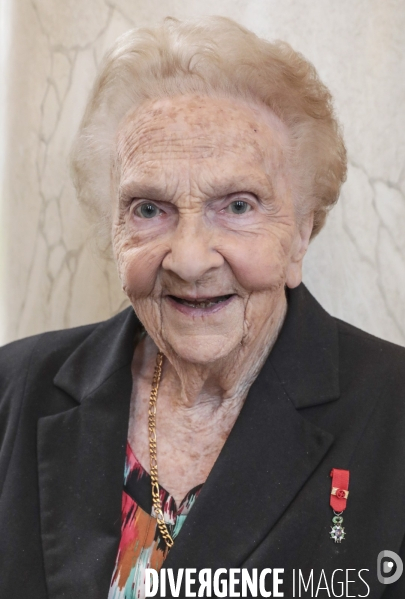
[329, 468, 350, 543]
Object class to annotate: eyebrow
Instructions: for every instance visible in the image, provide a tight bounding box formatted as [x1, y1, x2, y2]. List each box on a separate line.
[119, 181, 172, 204]
[201, 174, 275, 200]
[119, 172, 275, 204]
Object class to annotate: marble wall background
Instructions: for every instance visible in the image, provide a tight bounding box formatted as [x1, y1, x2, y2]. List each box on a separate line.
[1, 0, 404, 346]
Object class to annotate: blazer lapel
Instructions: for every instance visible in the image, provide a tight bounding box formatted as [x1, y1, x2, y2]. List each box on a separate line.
[37, 308, 140, 599]
[164, 361, 335, 574]
[164, 285, 339, 578]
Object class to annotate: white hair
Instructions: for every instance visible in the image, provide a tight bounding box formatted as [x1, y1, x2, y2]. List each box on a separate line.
[71, 15, 347, 247]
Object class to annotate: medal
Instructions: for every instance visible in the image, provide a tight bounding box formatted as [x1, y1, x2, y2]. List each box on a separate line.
[329, 468, 350, 543]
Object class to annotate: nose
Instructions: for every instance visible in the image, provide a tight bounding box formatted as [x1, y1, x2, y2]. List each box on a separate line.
[161, 215, 224, 283]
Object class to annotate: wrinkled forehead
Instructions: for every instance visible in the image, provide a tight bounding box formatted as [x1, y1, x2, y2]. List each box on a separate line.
[115, 94, 291, 174]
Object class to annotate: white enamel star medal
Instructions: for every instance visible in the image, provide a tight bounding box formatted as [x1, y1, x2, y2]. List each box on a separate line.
[330, 512, 345, 543]
[329, 469, 350, 543]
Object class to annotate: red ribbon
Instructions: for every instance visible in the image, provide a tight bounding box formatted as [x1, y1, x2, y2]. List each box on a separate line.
[330, 468, 350, 511]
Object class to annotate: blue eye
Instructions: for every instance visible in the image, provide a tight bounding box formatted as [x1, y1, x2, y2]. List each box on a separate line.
[227, 200, 250, 214]
[135, 203, 161, 219]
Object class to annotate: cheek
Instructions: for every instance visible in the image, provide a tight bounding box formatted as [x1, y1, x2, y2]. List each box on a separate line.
[114, 241, 165, 300]
[223, 234, 292, 292]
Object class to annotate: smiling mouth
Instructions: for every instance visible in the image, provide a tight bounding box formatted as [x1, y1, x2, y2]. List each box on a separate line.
[168, 294, 234, 309]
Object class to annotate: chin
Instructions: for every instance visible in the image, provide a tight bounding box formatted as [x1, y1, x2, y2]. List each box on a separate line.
[162, 333, 241, 365]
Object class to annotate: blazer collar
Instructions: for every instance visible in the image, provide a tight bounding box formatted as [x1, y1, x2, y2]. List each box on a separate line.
[53, 306, 140, 403]
[269, 283, 340, 409]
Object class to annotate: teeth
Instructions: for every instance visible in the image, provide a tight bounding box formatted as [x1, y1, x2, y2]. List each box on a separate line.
[175, 295, 231, 309]
[183, 300, 215, 308]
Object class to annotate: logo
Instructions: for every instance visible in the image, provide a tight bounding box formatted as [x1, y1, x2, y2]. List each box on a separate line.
[377, 550, 403, 584]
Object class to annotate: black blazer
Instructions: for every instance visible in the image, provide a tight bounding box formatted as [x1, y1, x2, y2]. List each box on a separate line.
[1, 284, 405, 599]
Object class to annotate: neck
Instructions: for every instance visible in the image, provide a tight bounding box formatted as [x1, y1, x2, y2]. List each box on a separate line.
[143, 295, 287, 413]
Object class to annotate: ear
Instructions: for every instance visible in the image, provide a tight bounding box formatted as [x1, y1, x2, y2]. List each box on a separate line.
[285, 212, 314, 289]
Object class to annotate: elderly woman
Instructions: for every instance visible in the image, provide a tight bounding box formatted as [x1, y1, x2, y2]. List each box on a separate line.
[1, 15, 405, 599]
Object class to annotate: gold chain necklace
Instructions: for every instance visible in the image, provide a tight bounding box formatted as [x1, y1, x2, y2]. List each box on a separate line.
[148, 351, 174, 549]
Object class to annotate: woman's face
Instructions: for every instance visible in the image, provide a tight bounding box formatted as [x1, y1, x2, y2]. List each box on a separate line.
[112, 94, 313, 364]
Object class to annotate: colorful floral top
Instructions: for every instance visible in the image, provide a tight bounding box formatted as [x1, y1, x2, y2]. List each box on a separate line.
[108, 442, 203, 599]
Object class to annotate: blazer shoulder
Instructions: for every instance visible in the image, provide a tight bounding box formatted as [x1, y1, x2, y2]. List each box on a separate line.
[0, 322, 99, 383]
[335, 317, 405, 385]
[0, 321, 106, 489]
[336, 317, 405, 353]
[0, 323, 98, 434]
